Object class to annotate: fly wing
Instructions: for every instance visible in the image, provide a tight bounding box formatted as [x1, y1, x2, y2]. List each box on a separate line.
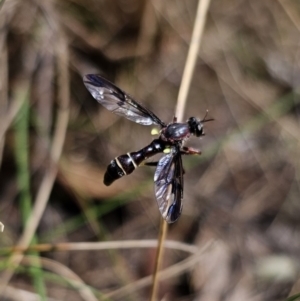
[154, 149, 184, 223]
[83, 74, 165, 127]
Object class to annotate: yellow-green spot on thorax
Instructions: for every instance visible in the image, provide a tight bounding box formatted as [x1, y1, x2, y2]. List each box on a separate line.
[163, 148, 171, 154]
[151, 128, 160, 136]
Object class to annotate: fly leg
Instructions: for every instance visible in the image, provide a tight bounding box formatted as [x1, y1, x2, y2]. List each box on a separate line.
[144, 161, 158, 167]
[181, 146, 201, 155]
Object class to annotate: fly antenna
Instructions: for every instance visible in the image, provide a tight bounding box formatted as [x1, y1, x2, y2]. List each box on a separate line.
[201, 110, 214, 123]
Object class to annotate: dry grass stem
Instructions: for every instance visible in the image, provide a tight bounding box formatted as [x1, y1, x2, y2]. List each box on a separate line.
[108, 241, 213, 299]
[2, 239, 198, 254]
[175, 0, 211, 122]
[150, 0, 212, 300]
[150, 219, 168, 301]
[0, 222, 4, 232]
[21, 256, 98, 301]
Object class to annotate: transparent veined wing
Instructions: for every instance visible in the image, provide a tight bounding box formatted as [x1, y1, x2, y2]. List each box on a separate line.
[83, 74, 166, 127]
[154, 147, 184, 223]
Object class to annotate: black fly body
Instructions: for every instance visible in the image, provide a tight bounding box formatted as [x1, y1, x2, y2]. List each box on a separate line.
[83, 74, 213, 223]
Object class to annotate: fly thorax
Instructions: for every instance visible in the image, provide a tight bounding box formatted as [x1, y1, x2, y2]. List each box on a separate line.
[163, 123, 190, 141]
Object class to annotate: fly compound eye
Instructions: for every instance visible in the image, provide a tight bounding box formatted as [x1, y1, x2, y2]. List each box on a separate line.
[195, 123, 204, 137]
[187, 117, 202, 137]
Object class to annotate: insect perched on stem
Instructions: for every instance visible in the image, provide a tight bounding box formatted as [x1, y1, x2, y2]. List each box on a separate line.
[83, 74, 213, 223]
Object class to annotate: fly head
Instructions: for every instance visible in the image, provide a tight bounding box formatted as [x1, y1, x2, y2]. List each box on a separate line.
[187, 111, 214, 138]
[187, 117, 204, 137]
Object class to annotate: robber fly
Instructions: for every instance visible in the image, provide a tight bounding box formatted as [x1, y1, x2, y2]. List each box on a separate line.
[83, 74, 213, 223]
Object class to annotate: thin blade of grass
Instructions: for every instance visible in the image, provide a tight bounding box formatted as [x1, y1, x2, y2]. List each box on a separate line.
[14, 94, 47, 300]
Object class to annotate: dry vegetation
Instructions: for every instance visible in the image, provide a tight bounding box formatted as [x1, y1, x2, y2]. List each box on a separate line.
[0, 0, 300, 300]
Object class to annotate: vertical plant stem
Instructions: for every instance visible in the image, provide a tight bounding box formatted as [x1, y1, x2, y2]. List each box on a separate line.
[150, 219, 168, 301]
[14, 97, 47, 300]
[0, 0, 6, 11]
[14, 100, 31, 225]
[150, 0, 211, 300]
[0, 25, 8, 167]
[176, 0, 212, 122]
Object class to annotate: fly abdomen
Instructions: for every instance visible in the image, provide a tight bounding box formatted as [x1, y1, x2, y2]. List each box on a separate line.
[104, 139, 168, 186]
[104, 159, 123, 186]
[104, 154, 135, 186]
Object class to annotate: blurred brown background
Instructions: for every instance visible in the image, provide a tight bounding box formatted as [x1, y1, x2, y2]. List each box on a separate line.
[0, 0, 300, 300]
